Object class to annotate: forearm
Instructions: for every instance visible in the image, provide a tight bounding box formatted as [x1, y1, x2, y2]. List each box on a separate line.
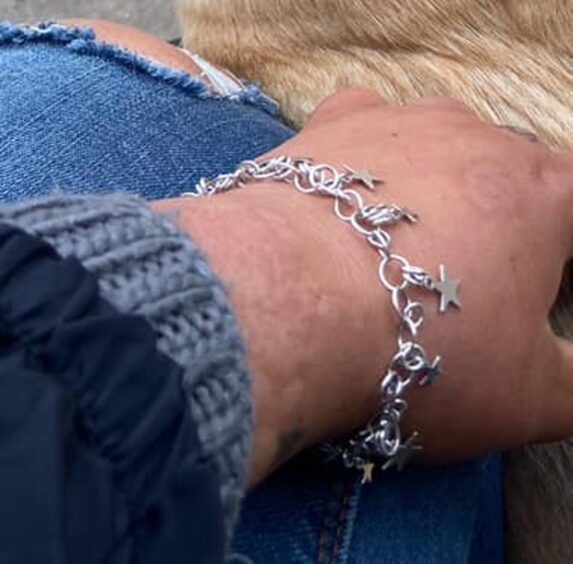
[152, 183, 395, 484]
[0, 184, 393, 547]
[155, 187, 318, 485]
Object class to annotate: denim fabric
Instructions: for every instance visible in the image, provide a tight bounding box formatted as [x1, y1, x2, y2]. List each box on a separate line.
[0, 22, 292, 202]
[231, 453, 503, 564]
[0, 22, 504, 563]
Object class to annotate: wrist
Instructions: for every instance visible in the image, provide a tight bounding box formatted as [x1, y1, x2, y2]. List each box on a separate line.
[153, 188, 316, 484]
[152, 182, 394, 482]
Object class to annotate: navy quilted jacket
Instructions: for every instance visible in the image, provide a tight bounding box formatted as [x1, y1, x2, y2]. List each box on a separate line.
[0, 223, 225, 563]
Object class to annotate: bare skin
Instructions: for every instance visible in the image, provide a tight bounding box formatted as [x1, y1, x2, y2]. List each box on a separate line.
[157, 91, 573, 485]
[54, 21, 573, 486]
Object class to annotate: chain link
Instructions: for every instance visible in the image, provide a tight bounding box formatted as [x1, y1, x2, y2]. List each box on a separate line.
[183, 156, 449, 474]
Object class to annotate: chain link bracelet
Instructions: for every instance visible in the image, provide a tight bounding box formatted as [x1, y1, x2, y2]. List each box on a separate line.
[182, 156, 461, 483]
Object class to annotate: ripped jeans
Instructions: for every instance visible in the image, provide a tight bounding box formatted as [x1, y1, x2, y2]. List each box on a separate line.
[0, 21, 504, 563]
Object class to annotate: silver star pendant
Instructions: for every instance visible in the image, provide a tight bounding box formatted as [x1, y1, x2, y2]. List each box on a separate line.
[434, 264, 461, 313]
[382, 434, 422, 471]
[345, 166, 384, 191]
[418, 355, 442, 387]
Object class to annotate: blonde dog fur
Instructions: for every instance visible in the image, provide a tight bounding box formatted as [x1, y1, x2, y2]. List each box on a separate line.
[178, 1, 573, 561]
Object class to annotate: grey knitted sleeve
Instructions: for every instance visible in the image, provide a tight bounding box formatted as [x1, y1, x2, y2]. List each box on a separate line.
[0, 193, 252, 543]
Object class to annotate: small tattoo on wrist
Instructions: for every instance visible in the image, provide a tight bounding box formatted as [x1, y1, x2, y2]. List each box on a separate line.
[276, 427, 305, 466]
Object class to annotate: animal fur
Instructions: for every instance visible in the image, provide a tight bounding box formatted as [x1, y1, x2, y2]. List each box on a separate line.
[178, 1, 573, 561]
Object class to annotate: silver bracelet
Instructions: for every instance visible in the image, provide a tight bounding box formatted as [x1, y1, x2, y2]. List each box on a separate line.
[182, 156, 461, 483]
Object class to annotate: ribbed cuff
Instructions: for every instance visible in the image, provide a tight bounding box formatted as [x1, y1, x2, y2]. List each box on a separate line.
[0, 193, 253, 543]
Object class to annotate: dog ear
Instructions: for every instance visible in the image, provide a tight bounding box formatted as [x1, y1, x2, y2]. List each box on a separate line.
[306, 89, 386, 129]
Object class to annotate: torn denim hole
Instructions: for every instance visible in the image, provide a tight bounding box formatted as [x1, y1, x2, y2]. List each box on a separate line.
[0, 20, 280, 116]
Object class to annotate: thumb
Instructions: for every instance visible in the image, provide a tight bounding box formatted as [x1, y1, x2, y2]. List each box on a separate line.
[306, 88, 387, 129]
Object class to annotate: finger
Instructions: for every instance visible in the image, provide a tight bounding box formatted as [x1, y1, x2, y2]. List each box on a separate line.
[306, 88, 387, 128]
[541, 152, 573, 256]
[534, 334, 573, 443]
[556, 154, 573, 250]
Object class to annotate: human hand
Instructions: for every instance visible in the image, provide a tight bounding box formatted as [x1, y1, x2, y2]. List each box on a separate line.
[154, 90, 573, 483]
[262, 90, 573, 462]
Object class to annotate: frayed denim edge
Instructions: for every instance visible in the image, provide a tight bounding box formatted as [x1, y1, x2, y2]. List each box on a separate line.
[0, 21, 280, 116]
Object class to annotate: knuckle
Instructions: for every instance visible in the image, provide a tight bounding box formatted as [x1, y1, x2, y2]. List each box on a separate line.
[333, 88, 384, 103]
[410, 95, 472, 113]
[309, 88, 386, 126]
[326, 88, 386, 113]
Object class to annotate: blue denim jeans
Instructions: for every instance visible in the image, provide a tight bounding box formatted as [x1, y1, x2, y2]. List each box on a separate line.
[231, 453, 503, 563]
[0, 22, 504, 563]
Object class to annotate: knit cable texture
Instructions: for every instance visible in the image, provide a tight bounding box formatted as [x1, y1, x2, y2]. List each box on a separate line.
[0, 193, 252, 543]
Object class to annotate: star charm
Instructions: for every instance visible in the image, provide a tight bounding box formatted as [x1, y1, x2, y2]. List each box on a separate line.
[361, 462, 375, 484]
[419, 355, 442, 387]
[382, 434, 422, 471]
[402, 208, 419, 224]
[434, 264, 461, 313]
[345, 166, 383, 191]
